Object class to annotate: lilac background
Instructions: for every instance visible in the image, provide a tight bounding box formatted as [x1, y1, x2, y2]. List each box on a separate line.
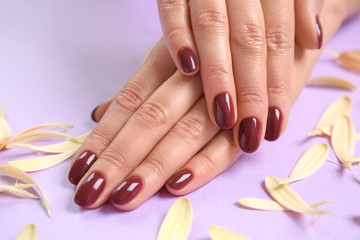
[0, 1, 360, 239]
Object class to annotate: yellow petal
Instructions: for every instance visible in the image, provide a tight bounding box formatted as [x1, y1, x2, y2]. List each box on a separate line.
[9, 132, 89, 153]
[338, 50, 360, 74]
[5, 130, 80, 149]
[308, 96, 352, 137]
[281, 143, 329, 184]
[0, 184, 39, 199]
[8, 148, 79, 172]
[308, 76, 356, 90]
[0, 105, 12, 140]
[0, 165, 51, 217]
[209, 226, 250, 240]
[157, 198, 193, 240]
[265, 176, 328, 214]
[356, 133, 360, 141]
[237, 198, 332, 212]
[15, 224, 38, 240]
[331, 115, 356, 170]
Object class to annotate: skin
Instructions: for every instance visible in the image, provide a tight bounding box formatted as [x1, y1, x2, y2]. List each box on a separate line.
[71, 0, 359, 211]
[157, 0, 326, 151]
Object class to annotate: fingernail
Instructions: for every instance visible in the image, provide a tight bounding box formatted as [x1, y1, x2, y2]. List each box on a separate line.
[91, 106, 99, 122]
[316, 15, 323, 49]
[68, 151, 97, 185]
[238, 117, 261, 153]
[213, 92, 235, 129]
[167, 169, 193, 190]
[265, 107, 283, 141]
[178, 47, 198, 73]
[110, 176, 142, 206]
[74, 172, 105, 207]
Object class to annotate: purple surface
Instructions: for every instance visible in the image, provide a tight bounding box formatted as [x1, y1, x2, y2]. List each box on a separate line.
[1, 1, 360, 239]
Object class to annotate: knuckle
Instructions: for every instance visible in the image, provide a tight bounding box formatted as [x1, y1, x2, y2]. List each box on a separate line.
[166, 25, 185, 44]
[199, 152, 217, 171]
[194, 9, 227, 33]
[159, 0, 185, 14]
[204, 64, 231, 84]
[173, 115, 207, 142]
[266, 26, 292, 52]
[88, 128, 113, 148]
[136, 101, 170, 125]
[231, 23, 265, 52]
[238, 88, 267, 106]
[100, 148, 128, 173]
[218, 130, 238, 151]
[268, 83, 290, 99]
[113, 84, 144, 113]
[143, 158, 166, 179]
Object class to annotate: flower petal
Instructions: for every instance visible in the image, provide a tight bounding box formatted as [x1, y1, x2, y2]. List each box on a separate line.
[0, 165, 51, 217]
[157, 198, 193, 240]
[265, 176, 328, 214]
[308, 76, 356, 90]
[0, 105, 12, 140]
[338, 50, 360, 74]
[209, 226, 250, 240]
[0, 184, 39, 199]
[15, 224, 38, 240]
[281, 143, 329, 184]
[308, 96, 352, 137]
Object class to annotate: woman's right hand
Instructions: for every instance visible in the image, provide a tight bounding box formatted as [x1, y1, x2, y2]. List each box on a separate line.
[68, 0, 353, 211]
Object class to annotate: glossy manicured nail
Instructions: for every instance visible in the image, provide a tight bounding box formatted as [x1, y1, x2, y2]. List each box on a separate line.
[213, 92, 235, 129]
[265, 107, 283, 141]
[110, 176, 142, 206]
[178, 47, 198, 73]
[91, 106, 99, 122]
[238, 117, 261, 153]
[167, 169, 193, 190]
[68, 151, 97, 185]
[316, 15, 323, 49]
[74, 172, 105, 207]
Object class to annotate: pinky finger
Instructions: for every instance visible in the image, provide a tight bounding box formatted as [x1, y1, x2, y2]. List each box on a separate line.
[295, 0, 324, 49]
[166, 130, 242, 195]
[91, 97, 113, 122]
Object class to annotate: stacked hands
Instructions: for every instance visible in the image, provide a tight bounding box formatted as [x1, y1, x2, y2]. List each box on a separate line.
[67, 0, 355, 211]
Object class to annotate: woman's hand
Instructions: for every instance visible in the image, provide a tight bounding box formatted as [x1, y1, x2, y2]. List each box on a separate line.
[68, 0, 351, 211]
[157, 0, 325, 153]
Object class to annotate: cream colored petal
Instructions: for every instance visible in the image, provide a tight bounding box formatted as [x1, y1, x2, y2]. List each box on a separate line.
[9, 132, 89, 153]
[0, 165, 51, 217]
[237, 198, 332, 212]
[338, 50, 360, 74]
[7, 148, 78, 172]
[209, 226, 250, 240]
[309, 76, 356, 90]
[0, 105, 12, 140]
[356, 133, 360, 141]
[308, 96, 352, 137]
[5, 130, 80, 149]
[281, 143, 329, 184]
[331, 115, 356, 169]
[15, 224, 38, 240]
[157, 198, 193, 240]
[0, 185, 39, 199]
[265, 176, 328, 214]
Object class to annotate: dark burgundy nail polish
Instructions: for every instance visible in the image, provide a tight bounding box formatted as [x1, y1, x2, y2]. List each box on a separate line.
[68, 151, 97, 185]
[110, 176, 142, 206]
[265, 107, 283, 141]
[74, 172, 105, 207]
[167, 169, 193, 190]
[316, 15, 323, 49]
[178, 47, 198, 73]
[213, 92, 235, 129]
[238, 117, 261, 153]
[91, 106, 99, 122]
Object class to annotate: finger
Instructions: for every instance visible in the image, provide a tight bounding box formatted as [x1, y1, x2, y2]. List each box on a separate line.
[109, 98, 219, 210]
[227, 0, 268, 152]
[166, 129, 241, 195]
[261, 0, 294, 141]
[73, 71, 204, 208]
[166, 0, 348, 195]
[157, 0, 199, 75]
[190, 0, 237, 130]
[68, 39, 176, 185]
[91, 97, 113, 123]
[295, 0, 324, 49]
